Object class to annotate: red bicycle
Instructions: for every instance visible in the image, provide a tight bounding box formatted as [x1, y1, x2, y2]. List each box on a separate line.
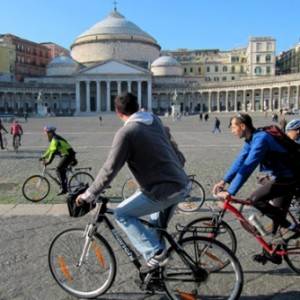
[178, 194, 300, 273]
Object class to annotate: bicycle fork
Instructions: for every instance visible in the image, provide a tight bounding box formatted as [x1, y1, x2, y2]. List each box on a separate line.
[77, 224, 95, 267]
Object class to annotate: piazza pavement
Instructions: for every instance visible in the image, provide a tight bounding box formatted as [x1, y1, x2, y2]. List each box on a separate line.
[0, 113, 300, 299]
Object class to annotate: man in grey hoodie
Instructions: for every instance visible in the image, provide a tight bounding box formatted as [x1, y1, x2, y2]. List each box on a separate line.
[76, 92, 190, 272]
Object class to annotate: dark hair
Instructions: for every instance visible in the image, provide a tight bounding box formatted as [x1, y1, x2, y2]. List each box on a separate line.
[114, 92, 139, 116]
[230, 113, 255, 131]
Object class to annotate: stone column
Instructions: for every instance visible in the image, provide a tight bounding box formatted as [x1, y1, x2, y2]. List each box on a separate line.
[241, 90, 245, 111]
[147, 80, 152, 111]
[216, 91, 220, 112]
[260, 88, 264, 111]
[96, 81, 101, 112]
[252, 89, 255, 112]
[59, 93, 63, 113]
[269, 88, 273, 111]
[287, 86, 291, 109]
[117, 81, 121, 96]
[208, 92, 212, 112]
[225, 91, 229, 112]
[279, 87, 283, 110]
[234, 90, 238, 112]
[106, 81, 111, 112]
[76, 81, 80, 113]
[86, 81, 90, 113]
[127, 81, 132, 92]
[138, 81, 142, 108]
[296, 85, 300, 110]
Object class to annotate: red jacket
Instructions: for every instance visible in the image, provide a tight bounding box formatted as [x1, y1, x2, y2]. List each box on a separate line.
[10, 123, 23, 135]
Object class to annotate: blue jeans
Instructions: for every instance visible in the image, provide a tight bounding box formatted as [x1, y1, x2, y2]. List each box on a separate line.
[114, 186, 189, 261]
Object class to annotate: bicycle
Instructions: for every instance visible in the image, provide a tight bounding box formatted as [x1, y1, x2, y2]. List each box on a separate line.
[179, 193, 300, 274]
[12, 135, 20, 153]
[48, 193, 243, 299]
[22, 164, 94, 202]
[122, 174, 206, 213]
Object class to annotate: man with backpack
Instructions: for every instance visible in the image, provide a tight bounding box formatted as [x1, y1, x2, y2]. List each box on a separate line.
[213, 113, 300, 234]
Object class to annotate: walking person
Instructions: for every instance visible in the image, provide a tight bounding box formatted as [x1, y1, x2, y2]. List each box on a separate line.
[199, 112, 203, 121]
[0, 118, 8, 150]
[279, 114, 287, 132]
[99, 115, 102, 126]
[10, 120, 23, 148]
[212, 117, 221, 133]
[204, 113, 209, 122]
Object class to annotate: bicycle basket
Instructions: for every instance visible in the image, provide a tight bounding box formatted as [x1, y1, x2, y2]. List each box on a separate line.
[66, 184, 96, 218]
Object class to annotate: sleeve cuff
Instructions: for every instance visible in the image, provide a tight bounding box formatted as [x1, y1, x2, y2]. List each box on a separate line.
[81, 189, 96, 203]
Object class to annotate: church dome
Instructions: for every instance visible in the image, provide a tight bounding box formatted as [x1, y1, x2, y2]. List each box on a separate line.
[71, 10, 160, 68]
[46, 55, 78, 76]
[151, 56, 183, 76]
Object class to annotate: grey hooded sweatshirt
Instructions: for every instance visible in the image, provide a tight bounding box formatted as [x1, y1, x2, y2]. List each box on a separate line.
[88, 112, 189, 201]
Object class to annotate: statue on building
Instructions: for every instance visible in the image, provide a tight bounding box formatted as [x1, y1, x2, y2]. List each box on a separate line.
[171, 89, 181, 120]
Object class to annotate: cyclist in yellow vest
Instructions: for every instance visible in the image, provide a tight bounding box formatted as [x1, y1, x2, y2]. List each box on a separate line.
[41, 126, 77, 195]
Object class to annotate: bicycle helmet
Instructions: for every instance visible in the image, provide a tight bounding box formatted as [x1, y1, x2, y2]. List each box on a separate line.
[286, 119, 300, 131]
[43, 125, 56, 133]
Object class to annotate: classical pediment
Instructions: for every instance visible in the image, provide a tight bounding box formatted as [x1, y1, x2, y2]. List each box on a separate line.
[79, 59, 150, 75]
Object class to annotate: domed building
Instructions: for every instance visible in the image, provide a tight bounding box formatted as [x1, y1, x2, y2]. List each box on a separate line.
[151, 56, 183, 76]
[46, 55, 79, 76]
[71, 10, 160, 69]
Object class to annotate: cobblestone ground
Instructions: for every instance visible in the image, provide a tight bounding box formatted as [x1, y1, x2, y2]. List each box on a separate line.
[1, 113, 300, 299]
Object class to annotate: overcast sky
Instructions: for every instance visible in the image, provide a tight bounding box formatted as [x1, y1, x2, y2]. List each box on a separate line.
[1, 0, 299, 53]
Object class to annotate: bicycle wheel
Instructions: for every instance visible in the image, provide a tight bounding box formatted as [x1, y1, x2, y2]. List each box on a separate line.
[68, 172, 94, 192]
[177, 179, 206, 212]
[49, 228, 116, 299]
[22, 175, 50, 202]
[121, 178, 139, 200]
[163, 236, 243, 300]
[284, 236, 300, 274]
[178, 217, 237, 254]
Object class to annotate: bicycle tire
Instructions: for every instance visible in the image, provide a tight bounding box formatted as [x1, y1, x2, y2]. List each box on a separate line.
[22, 175, 50, 202]
[178, 217, 237, 255]
[48, 228, 116, 299]
[177, 179, 206, 212]
[121, 178, 139, 200]
[163, 236, 243, 300]
[284, 236, 300, 274]
[68, 171, 94, 192]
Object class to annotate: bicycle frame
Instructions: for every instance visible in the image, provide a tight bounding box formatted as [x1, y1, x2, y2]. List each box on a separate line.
[220, 196, 297, 256]
[80, 197, 203, 275]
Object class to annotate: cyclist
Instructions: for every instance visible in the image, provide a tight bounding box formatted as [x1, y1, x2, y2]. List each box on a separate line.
[213, 113, 300, 234]
[76, 92, 190, 273]
[286, 119, 300, 143]
[10, 120, 23, 148]
[41, 126, 77, 195]
[0, 118, 8, 150]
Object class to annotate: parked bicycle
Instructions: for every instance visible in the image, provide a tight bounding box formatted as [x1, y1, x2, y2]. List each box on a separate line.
[48, 192, 243, 299]
[22, 164, 94, 202]
[122, 174, 206, 213]
[179, 193, 300, 273]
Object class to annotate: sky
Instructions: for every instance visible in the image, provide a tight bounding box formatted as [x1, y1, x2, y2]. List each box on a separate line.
[0, 0, 299, 53]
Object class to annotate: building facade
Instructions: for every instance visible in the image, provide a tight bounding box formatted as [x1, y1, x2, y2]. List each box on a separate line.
[41, 42, 70, 59]
[277, 43, 300, 75]
[0, 9, 299, 116]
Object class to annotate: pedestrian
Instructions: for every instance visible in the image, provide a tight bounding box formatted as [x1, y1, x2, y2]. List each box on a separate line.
[0, 118, 8, 150]
[279, 114, 287, 132]
[99, 115, 102, 126]
[204, 113, 209, 122]
[24, 112, 28, 122]
[212, 117, 221, 133]
[199, 112, 203, 121]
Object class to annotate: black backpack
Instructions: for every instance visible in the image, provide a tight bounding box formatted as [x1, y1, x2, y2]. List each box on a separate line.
[258, 125, 300, 176]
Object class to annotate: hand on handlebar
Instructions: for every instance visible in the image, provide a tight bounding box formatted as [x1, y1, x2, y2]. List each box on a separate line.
[215, 190, 230, 200]
[212, 180, 226, 196]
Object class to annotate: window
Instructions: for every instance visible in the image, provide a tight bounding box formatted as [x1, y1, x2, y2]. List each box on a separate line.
[223, 66, 228, 72]
[255, 66, 262, 74]
[215, 65, 218, 72]
[240, 66, 244, 73]
[190, 67, 193, 73]
[184, 68, 187, 73]
[214, 77, 219, 81]
[206, 66, 210, 72]
[231, 66, 235, 73]
[266, 54, 271, 62]
[222, 76, 227, 81]
[256, 43, 262, 51]
[266, 66, 271, 74]
[231, 76, 235, 80]
[256, 55, 260, 63]
[198, 67, 201, 73]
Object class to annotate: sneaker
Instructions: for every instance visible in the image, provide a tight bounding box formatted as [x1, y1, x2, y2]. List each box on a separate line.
[140, 249, 169, 274]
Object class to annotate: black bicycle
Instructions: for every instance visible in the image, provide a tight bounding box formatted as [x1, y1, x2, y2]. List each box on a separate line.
[22, 164, 94, 202]
[48, 193, 243, 299]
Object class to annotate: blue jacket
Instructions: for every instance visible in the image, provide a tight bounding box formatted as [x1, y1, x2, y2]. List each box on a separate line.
[224, 130, 295, 195]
